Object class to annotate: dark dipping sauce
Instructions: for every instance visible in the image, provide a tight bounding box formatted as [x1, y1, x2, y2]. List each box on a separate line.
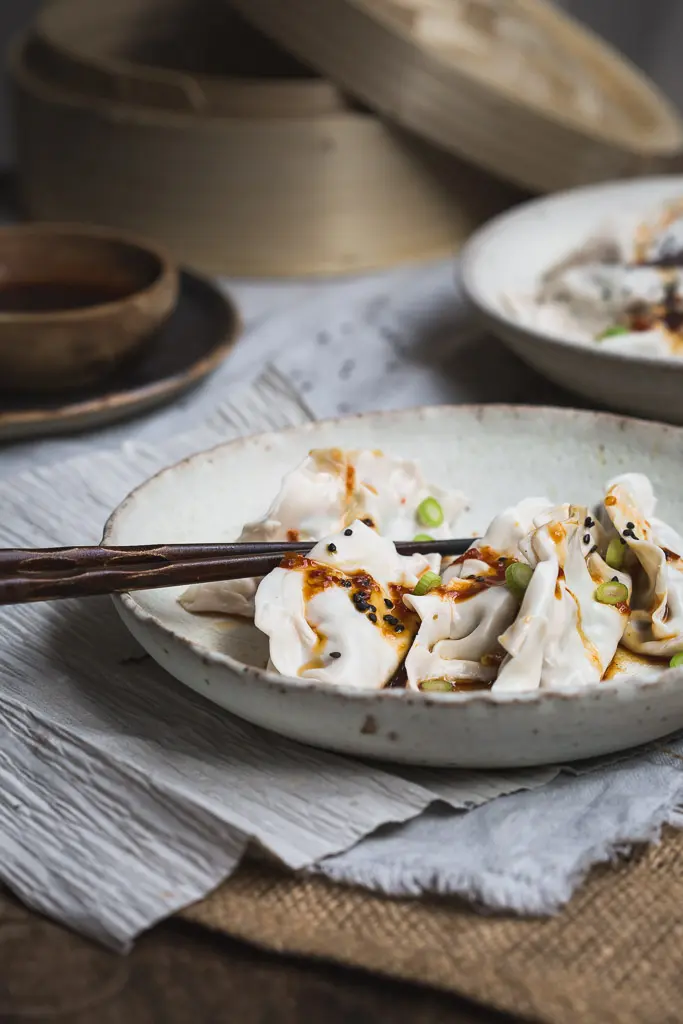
[0, 280, 135, 313]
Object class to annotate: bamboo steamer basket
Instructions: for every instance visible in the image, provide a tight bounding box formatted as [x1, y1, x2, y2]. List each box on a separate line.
[11, 31, 520, 278]
[228, 0, 683, 193]
[32, 0, 347, 118]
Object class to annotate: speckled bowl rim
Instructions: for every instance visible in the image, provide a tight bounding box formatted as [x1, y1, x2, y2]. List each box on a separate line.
[461, 176, 683, 372]
[104, 403, 683, 707]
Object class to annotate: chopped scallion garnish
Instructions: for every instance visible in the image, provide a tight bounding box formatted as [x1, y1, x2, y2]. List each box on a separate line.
[412, 570, 442, 596]
[416, 497, 444, 528]
[594, 581, 628, 606]
[420, 679, 453, 692]
[605, 536, 627, 570]
[670, 653, 683, 668]
[596, 325, 629, 340]
[505, 562, 533, 599]
[413, 533, 434, 542]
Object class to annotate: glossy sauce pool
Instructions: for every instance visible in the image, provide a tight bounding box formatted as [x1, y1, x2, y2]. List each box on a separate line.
[0, 280, 135, 314]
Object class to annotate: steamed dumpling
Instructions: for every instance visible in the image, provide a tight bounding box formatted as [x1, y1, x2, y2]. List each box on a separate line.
[603, 473, 683, 658]
[254, 520, 439, 689]
[442, 495, 553, 583]
[179, 448, 466, 619]
[405, 497, 553, 691]
[404, 581, 516, 691]
[494, 504, 632, 692]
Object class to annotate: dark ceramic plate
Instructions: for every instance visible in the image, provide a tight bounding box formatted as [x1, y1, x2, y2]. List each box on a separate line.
[0, 269, 240, 441]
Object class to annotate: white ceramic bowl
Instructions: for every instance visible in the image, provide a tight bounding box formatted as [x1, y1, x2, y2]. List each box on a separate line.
[104, 405, 683, 768]
[461, 176, 683, 425]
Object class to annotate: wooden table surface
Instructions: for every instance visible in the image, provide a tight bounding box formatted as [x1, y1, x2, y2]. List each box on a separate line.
[0, 889, 520, 1023]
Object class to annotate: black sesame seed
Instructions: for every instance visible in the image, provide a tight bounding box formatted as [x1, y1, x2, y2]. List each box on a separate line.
[368, 604, 377, 612]
[329, 651, 342, 659]
[622, 529, 631, 537]
[475, 576, 485, 583]
[340, 579, 352, 588]
[584, 517, 595, 528]
[362, 518, 374, 527]
[612, 576, 619, 582]
[394, 624, 405, 634]
[384, 615, 399, 625]
[626, 521, 635, 529]
[384, 599, 394, 609]
[344, 528, 353, 536]
[368, 613, 377, 623]
[327, 543, 337, 553]
[583, 534, 591, 544]
[356, 602, 370, 613]
[590, 545, 598, 554]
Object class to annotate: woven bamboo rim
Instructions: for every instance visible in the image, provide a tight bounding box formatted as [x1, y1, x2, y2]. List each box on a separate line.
[12, 34, 520, 278]
[33, 0, 346, 118]
[229, 0, 683, 193]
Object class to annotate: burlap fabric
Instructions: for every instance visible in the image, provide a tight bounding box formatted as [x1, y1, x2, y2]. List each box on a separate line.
[182, 827, 683, 1024]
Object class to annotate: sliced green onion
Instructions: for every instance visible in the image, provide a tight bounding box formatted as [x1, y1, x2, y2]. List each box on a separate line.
[595, 581, 629, 606]
[505, 562, 533, 599]
[670, 653, 683, 668]
[417, 497, 444, 528]
[412, 570, 442, 596]
[596, 325, 629, 340]
[605, 536, 627, 570]
[420, 678, 453, 692]
[413, 533, 434, 542]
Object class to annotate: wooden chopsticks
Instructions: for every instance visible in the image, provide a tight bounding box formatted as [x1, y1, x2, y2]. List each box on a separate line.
[0, 538, 472, 605]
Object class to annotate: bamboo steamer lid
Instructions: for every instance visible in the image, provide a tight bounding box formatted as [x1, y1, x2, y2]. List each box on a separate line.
[228, 0, 683, 192]
[11, 34, 521, 278]
[32, 0, 346, 118]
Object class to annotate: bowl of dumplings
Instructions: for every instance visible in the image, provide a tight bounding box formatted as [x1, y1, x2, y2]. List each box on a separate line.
[461, 175, 683, 425]
[105, 404, 683, 767]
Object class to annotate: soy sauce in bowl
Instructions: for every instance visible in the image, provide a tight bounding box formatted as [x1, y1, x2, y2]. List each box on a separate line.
[0, 224, 178, 393]
[0, 280, 135, 314]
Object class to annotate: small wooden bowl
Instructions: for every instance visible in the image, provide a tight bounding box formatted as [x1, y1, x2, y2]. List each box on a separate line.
[0, 223, 178, 392]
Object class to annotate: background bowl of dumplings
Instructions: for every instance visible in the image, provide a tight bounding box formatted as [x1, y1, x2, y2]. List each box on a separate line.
[461, 175, 683, 426]
[105, 404, 683, 769]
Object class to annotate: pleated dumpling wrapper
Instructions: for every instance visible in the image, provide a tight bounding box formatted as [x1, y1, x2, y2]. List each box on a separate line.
[404, 497, 553, 692]
[603, 473, 683, 658]
[179, 448, 466, 618]
[494, 504, 632, 692]
[254, 520, 439, 689]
